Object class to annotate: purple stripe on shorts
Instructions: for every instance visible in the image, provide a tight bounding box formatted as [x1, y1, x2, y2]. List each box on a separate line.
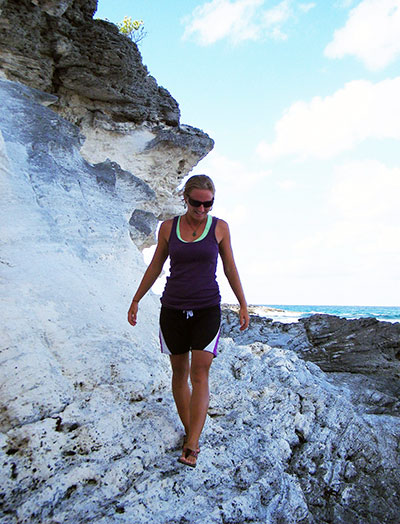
[159, 329, 172, 355]
[212, 330, 221, 356]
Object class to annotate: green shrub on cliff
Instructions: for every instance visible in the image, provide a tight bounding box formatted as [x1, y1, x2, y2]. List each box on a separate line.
[117, 16, 146, 44]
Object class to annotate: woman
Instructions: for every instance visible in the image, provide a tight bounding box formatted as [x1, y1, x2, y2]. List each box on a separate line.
[127, 174, 249, 467]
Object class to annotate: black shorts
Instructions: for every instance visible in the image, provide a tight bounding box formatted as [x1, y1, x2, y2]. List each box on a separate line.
[159, 305, 221, 356]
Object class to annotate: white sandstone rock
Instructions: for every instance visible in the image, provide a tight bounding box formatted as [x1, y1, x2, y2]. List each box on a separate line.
[1, 79, 400, 524]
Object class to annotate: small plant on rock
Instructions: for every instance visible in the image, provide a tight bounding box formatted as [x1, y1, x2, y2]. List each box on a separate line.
[117, 16, 146, 44]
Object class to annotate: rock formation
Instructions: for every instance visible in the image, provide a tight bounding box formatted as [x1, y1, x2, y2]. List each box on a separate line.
[0, 0, 178, 126]
[222, 308, 400, 416]
[1, 1, 400, 523]
[0, 0, 214, 221]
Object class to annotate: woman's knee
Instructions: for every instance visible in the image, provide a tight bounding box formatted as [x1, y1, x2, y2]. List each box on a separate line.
[190, 357, 212, 385]
[190, 371, 209, 389]
[172, 368, 190, 384]
[170, 353, 190, 382]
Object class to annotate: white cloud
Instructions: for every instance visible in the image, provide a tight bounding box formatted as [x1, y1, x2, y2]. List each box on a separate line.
[298, 3, 316, 13]
[182, 0, 312, 45]
[330, 159, 400, 221]
[277, 179, 297, 190]
[325, 0, 400, 70]
[263, 0, 291, 25]
[194, 149, 271, 188]
[255, 159, 400, 305]
[334, 0, 357, 7]
[261, 0, 292, 40]
[182, 0, 263, 46]
[257, 77, 400, 161]
[294, 159, 400, 264]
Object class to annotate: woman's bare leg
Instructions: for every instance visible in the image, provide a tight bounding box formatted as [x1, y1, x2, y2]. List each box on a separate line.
[184, 350, 213, 465]
[169, 353, 191, 435]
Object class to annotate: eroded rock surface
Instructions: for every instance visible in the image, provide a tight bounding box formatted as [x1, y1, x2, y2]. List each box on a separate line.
[2, 337, 400, 523]
[0, 78, 167, 433]
[0, 0, 178, 127]
[222, 307, 400, 415]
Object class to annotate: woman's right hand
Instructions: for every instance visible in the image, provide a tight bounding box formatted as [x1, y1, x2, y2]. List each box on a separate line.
[126, 220, 170, 328]
[127, 300, 139, 326]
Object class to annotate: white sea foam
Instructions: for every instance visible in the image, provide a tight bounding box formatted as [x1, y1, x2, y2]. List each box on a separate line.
[248, 305, 302, 323]
[253, 304, 400, 323]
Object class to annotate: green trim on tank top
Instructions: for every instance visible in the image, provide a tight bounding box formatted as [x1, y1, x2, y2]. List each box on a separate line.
[177, 214, 212, 243]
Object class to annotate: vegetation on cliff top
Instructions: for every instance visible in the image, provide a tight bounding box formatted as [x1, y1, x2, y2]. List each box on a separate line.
[117, 16, 146, 44]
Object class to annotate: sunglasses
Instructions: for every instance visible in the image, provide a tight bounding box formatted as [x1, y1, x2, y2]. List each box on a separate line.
[188, 197, 214, 208]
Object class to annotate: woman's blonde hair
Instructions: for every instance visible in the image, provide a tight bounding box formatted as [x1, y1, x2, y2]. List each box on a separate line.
[183, 174, 215, 199]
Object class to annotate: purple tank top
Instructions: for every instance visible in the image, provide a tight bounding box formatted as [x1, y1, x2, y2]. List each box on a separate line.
[161, 215, 221, 310]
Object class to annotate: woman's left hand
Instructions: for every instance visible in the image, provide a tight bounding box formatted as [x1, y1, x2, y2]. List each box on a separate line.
[239, 305, 250, 331]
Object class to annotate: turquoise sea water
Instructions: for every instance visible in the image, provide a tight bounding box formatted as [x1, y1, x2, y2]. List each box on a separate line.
[261, 305, 400, 323]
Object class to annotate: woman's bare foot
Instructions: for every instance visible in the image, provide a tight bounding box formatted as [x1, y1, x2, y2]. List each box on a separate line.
[178, 448, 199, 468]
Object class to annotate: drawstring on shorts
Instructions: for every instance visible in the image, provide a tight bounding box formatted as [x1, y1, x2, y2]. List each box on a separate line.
[183, 310, 194, 320]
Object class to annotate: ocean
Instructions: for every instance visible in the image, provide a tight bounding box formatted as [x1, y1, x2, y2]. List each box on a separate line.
[253, 304, 400, 324]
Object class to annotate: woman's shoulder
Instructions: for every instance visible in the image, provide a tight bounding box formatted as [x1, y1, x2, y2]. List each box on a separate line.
[215, 217, 229, 230]
[161, 217, 175, 227]
[158, 218, 175, 240]
[214, 217, 230, 243]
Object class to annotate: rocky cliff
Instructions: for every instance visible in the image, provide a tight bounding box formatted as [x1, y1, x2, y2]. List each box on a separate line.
[1, 1, 400, 523]
[0, 0, 214, 222]
[0, 0, 178, 122]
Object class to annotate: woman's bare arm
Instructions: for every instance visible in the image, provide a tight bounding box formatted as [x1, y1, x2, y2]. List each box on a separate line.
[217, 220, 249, 331]
[127, 220, 171, 326]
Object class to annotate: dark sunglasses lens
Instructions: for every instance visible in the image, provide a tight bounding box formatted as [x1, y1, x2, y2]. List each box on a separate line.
[189, 197, 214, 208]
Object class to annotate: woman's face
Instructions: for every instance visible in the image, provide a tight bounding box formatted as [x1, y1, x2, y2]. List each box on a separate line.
[186, 188, 214, 220]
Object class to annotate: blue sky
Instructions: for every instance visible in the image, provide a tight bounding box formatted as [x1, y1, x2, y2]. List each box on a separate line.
[96, 0, 400, 306]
